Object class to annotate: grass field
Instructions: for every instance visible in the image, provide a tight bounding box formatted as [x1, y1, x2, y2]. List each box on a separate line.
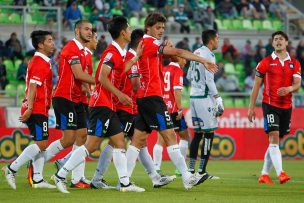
[1, 160, 303, 203]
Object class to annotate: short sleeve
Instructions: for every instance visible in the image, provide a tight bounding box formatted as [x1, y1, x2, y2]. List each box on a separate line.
[127, 64, 140, 78]
[102, 52, 115, 69]
[256, 59, 267, 78]
[173, 68, 183, 90]
[144, 38, 161, 56]
[293, 60, 301, 78]
[29, 61, 49, 86]
[66, 49, 81, 66]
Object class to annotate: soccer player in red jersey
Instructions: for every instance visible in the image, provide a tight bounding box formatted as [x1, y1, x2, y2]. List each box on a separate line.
[2, 30, 55, 190]
[248, 31, 301, 184]
[54, 29, 98, 188]
[53, 16, 145, 193]
[126, 13, 218, 190]
[153, 56, 190, 176]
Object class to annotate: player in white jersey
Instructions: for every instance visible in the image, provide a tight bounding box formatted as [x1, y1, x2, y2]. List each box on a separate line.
[187, 30, 224, 181]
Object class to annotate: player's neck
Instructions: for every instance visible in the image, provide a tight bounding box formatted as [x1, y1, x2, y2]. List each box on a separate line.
[37, 49, 49, 57]
[114, 38, 127, 50]
[274, 50, 287, 60]
[206, 44, 213, 51]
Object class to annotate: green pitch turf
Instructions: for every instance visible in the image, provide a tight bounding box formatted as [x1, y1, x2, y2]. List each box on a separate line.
[1, 160, 303, 203]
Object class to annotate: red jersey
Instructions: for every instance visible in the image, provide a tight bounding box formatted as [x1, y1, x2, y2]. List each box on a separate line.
[21, 52, 53, 117]
[137, 34, 164, 98]
[89, 41, 126, 111]
[256, 52, 301, 109]
[116, 49, 140, 115]
[163, 62, 183, 113]
[53, 39, 87, 103]
[80, 48, 93, 104]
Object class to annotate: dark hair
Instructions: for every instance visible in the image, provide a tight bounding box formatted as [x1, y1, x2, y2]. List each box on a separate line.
[30, 30, 52, 50]
[129, 29, 144, 49]
[272, 31, 288, 41]
[144, 13, 166, 33]
[108, 16, 129, 40]
[202, 30, 217, 45]
[92, 27, 97, 34]
[74, 20, 91, 30]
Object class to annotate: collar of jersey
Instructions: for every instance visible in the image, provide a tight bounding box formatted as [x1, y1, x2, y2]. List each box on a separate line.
[34, 51, 51, 64]
[85, 47, 92, 55]
[169, 62, 180, 68]
[111, 41, 126, 56]
[129, 48, 137, 56]
[73, 38, 85, 50]
[271, 51, 291, 62]
[143, 34, 157, 40]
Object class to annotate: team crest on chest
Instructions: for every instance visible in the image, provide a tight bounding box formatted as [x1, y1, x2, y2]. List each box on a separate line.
[289, 63, 294, 69]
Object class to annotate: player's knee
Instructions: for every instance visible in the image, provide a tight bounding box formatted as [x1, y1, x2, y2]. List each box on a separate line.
[36, 141, 48, 151]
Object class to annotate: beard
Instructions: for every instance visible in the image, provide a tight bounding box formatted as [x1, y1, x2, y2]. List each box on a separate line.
[79, 32, 90, 43]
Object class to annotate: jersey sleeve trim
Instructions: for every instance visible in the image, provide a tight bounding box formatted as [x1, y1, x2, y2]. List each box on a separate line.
[103, 61, 114, 69]
[69, 59, 81, 65]
[293, 74, 301, 78]
[173, 86, 183, 90]
[30, 79, 42, 86]
[256, 71, 265, 78]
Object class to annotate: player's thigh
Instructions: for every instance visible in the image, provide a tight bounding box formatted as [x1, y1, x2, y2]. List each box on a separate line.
[26, 114, 49, 150]
[262, 103, 280, 134]
[171, 112, 188, 134]
[52, 97, 77, 130]
[75, 128, 87, 145]
[278, 107, 292, 138]
[75, 102, 87, 130]
[156, 132, 165, 145]
[136, 96, 174, 133]
[117, 110, 135, 138]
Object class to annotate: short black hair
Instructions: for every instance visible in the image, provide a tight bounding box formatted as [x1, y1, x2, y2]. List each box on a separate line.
[30, 30, 52, 50]
[144, 13, 166, 33]
[74, 20, 90, 30]
[108, 16, 129, 40]
[202, 30, 217, 45]
[272, 31, 289, 41]
[92, 27, 97, 34]
[129, 29, 144, 49]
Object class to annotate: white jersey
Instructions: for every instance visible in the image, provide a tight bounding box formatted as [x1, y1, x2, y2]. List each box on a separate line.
[187, 46, 218, 97]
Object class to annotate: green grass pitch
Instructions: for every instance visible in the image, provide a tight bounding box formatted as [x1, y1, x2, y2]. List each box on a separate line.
[1, 160, 303, 203]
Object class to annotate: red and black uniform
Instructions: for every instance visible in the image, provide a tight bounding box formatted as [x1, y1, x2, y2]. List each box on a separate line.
[116, 48, 140, 137]
[163, 62, 188, 132]
[52, 38, 87, 130]
[21, 52, 52, 141]
[88, 41, 126, 137]
[135, 34, 173, 133]
[256, 52, 301, 137]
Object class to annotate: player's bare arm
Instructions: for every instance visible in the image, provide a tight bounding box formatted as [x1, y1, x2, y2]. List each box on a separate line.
[248, 76, 263, 122]
[124, 41, 143, 73]
[19, 83, 37, 122]
[99, 64, 132, 106]
[277, 77, 301, 96]
[162, 46, 218, 73]
[71, 63, 95, 84]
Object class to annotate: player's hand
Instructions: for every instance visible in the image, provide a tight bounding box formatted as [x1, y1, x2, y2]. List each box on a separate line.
[277, 86, 293, 96]
[136, 40, 144, 57]
[215, 97, 224, 117]
[163, 40, 174, 47]
[203, 61, 218, 73]
[176, 109, 183, 120]
[19, 109, 32, 123]
[247, 108, 256, 122]
[117, 92, 132, 106]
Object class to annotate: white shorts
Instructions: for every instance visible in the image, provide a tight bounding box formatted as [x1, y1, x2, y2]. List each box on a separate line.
[190, 95, 218, 132]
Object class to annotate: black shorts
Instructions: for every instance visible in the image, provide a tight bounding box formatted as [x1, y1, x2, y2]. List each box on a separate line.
[52, 97, 87, 130]
[135, 96, 174, 133]
[88, 106, 122, 137]
[76, 102, 88, 129]
[171, 112, 188, 132]
[262, 103, 292, 138]
[116, 110, 136, 137]
[25, 114, 49, 141]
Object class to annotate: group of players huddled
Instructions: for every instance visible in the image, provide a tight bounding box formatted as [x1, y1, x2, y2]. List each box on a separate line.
[2, 12, 301, 193]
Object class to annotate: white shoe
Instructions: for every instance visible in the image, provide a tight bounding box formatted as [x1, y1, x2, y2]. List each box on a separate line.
[51, 174, 69, 194]
[2, 166, 16, 190]
[91, 178, 116, 189]
[32, 180, 56, 189]
[182, 172, 208, 190]
[195, 172, 210, 184]
[153, 175, 176, 188]
[120, 183, 145, 192]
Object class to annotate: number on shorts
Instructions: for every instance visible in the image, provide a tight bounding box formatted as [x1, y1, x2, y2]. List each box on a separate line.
[164, 111, 171, 122]
[124, 122, 132, 133]
[164, 71, 171, 91]
[267, 114, 275, 124]
[68, 112, 74, 122]
[43, 122, 48, 132]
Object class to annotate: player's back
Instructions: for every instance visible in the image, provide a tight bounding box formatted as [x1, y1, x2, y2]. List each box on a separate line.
[53, 39, 86, 103]
[188, 46, 215, 97]
[89, 42, 125, 110]
[137, 34, 164, 98]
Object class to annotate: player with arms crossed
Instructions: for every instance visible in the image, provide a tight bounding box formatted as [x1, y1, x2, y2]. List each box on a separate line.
[153, 56, 190, 176]
[54, 28, 98, 188]
[2, 30, 55, 189]
[125, 13, 218, 190]
[187, 30, 223, 180]
[248, 31, 301, 184]
[53, 16, 145, 193]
